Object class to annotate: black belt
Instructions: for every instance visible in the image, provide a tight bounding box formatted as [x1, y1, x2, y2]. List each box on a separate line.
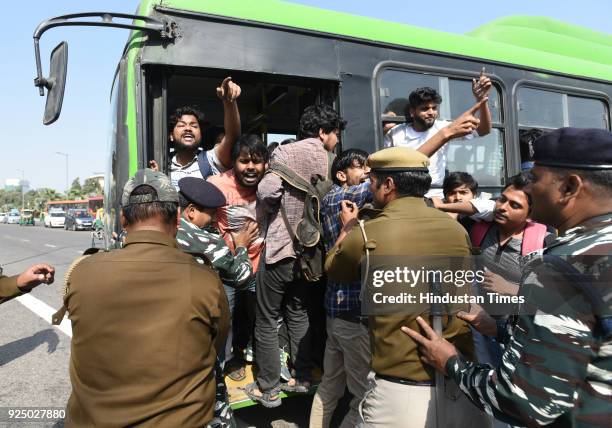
[375, 373, 434, 387]
[335, 311, 368, 326]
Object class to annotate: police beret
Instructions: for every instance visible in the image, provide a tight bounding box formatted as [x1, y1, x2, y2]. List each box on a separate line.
[368, 147, 430, 172]
[122, 169, 179, 207]
[533, 127, 612, 170]
[178, 177, 226, 208]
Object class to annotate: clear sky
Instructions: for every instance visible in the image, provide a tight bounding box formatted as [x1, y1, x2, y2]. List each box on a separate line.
[2, 0, 610, 192]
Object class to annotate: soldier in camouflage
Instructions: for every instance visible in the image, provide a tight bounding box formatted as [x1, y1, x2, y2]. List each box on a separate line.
[177, 177, 257, 428]
[402, 128, 612, 427]
[176, 177, 255, 287]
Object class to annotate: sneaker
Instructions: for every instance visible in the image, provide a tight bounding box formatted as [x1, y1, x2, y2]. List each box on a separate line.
[245, 345, 254, 363]
[280, 347, 291, 382]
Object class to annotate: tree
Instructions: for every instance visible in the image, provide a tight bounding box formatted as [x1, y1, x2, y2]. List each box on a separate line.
[82, 178, 103, 197]
[67, 177, 83, 200]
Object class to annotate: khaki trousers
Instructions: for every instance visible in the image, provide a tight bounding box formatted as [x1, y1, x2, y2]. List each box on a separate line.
[358, 374, 491, 428]
[309, 317, 371, 428]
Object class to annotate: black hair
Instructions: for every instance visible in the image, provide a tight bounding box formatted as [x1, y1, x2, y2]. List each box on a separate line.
[519, 128, 544, 162]
[331, 149, 369, 186]
[299, 104, 347, 139]
[443, 172, 478, 197]
[372, 171, 432, 198]
[231, 134, 270, 164]
[168, 106, 205, 134]
[503, 172, 533, 206]
[384, 98, 409, 116]
[122, 185, 178, 226]
[555, 169, 612, 195]
[280, 138, 296, 145]
[178, 193, 192, 210]
[408, 87, 443, 111]
[267, 142, 279, 157]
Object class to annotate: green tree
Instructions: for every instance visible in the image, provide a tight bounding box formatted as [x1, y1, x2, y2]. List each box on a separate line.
[82, 178, 103, 197]
[67, 177, 84, 200]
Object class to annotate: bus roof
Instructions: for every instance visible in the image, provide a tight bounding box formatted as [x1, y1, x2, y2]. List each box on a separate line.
[144, 0, 612, 82]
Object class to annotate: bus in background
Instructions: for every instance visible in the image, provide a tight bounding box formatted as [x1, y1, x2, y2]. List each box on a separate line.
[44, 196, 103, 218]
[32, 0, 611, 408]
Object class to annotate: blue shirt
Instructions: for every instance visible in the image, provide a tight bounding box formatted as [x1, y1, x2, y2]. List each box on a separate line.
[321, 181, 372, 317]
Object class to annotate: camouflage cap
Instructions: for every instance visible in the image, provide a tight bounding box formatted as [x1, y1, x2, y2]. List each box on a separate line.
[121, 169, 179, 207]
[368, 147, 429, 173]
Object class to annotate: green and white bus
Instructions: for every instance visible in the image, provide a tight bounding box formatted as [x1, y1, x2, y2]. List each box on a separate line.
[33, 0, 611, 406]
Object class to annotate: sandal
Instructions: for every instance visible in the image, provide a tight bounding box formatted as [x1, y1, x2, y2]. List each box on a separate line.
[280, 378, 311, 393]
[242, 382, 281, 408]
[225, 358, 246, 382]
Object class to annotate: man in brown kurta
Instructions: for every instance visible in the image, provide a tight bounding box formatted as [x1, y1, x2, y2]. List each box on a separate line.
[64, 169, 229, 427]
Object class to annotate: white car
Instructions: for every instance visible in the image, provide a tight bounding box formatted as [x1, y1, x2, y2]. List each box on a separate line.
[0, 213, 6, 223]
[44, 211, 66, 228]
[7, 212, 20, 224]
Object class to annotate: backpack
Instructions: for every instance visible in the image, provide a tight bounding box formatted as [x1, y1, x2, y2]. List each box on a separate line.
[268, 151, 335, 282]
[470, 220, 548, 256]
[197, 150, 214, 179]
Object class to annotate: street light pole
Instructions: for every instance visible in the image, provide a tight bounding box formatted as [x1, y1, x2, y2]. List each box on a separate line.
[16, 169, 25, 209]
[56, 152, 69, 193]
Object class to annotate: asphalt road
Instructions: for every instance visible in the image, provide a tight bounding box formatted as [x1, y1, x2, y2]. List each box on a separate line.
[0, 222, 342, 428]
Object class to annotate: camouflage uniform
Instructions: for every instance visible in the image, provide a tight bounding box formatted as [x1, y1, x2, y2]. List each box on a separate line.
[446, 213, 612, 427]
[176, 217, 253, 428]
[176, 218, 252, 288]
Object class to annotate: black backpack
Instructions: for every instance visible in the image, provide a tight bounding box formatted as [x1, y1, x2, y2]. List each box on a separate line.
[269, 151, 334, 282]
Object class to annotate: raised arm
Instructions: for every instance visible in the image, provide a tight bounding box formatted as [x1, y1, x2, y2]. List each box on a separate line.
[214, 77, 242, 169]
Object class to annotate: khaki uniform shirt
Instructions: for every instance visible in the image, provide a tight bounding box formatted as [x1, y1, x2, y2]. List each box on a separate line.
[64, 230, 229, 427]
[325, 197, 474, 382]
[0, 274, 21, 303]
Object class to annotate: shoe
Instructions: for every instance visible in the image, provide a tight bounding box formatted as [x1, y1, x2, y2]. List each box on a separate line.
[245, 345, 254, 363]
[242, 382, 282, 408]
[280, 378, 311, 394]
[280, 347, 291, 382]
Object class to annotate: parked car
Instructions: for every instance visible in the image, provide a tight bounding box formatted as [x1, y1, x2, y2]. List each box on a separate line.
[7, 211, 20, 224]
[0, 213, 7, 223]
[65, 210, 94, 231]
[44, 210, 66, 228]
[19, 209, 35, 226]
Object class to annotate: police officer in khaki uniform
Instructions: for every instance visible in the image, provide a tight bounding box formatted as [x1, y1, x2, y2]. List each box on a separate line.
[325, 147, 489, 428]
[62, 169, 229, 427]
[0, 263, 55, 304]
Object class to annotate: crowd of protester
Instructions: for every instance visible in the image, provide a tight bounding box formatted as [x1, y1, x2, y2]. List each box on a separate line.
[7, 74, 610, 428]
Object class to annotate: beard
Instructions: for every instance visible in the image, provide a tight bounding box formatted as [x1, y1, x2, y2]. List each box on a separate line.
[413, 115, 436, 130]
[172, 133, 200, 153]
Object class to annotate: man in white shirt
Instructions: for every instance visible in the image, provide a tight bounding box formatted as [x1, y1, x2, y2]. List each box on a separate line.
[384, 73, 492, 196]
[150, 77, 242, 188]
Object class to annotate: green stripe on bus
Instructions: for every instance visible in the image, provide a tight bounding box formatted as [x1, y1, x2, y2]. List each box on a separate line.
[153, 0, 612, 82]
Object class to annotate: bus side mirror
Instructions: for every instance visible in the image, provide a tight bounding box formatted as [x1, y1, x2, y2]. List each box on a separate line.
[37, 41, 68, 125]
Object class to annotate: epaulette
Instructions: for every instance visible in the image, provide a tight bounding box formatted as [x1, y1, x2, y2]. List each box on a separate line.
[51, 248, 101, 325]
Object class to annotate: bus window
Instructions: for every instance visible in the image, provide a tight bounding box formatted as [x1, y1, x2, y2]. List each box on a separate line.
[379, 70, 438, 119]
[518, 87, 609, 130]
[518, 87, 565, 128]
[568, 96, 609, 129]
[378, 68, 506, 186]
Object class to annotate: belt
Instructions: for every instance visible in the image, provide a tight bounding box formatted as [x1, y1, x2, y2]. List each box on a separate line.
[375, 373, 434, 387]
[335, 311, 368, 326]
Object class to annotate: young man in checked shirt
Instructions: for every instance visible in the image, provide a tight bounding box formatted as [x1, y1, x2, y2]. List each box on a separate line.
[309, 149, 373, 428]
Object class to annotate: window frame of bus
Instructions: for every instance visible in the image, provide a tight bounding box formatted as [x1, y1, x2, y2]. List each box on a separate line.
[373, 62, 507, 189]
[514, 81, 611, 132]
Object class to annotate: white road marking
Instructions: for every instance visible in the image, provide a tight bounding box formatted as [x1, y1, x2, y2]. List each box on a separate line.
[20, 239, 30, 242]
[15, 294, 72, 338]
[44, 244, 57, 248]
[75, 250, 83, 254]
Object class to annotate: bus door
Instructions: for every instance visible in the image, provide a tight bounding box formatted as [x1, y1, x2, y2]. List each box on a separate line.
[143, 66, 340, 170]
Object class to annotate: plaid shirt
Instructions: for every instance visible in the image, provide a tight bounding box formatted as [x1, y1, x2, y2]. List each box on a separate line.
[321, 181, 372, 317]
